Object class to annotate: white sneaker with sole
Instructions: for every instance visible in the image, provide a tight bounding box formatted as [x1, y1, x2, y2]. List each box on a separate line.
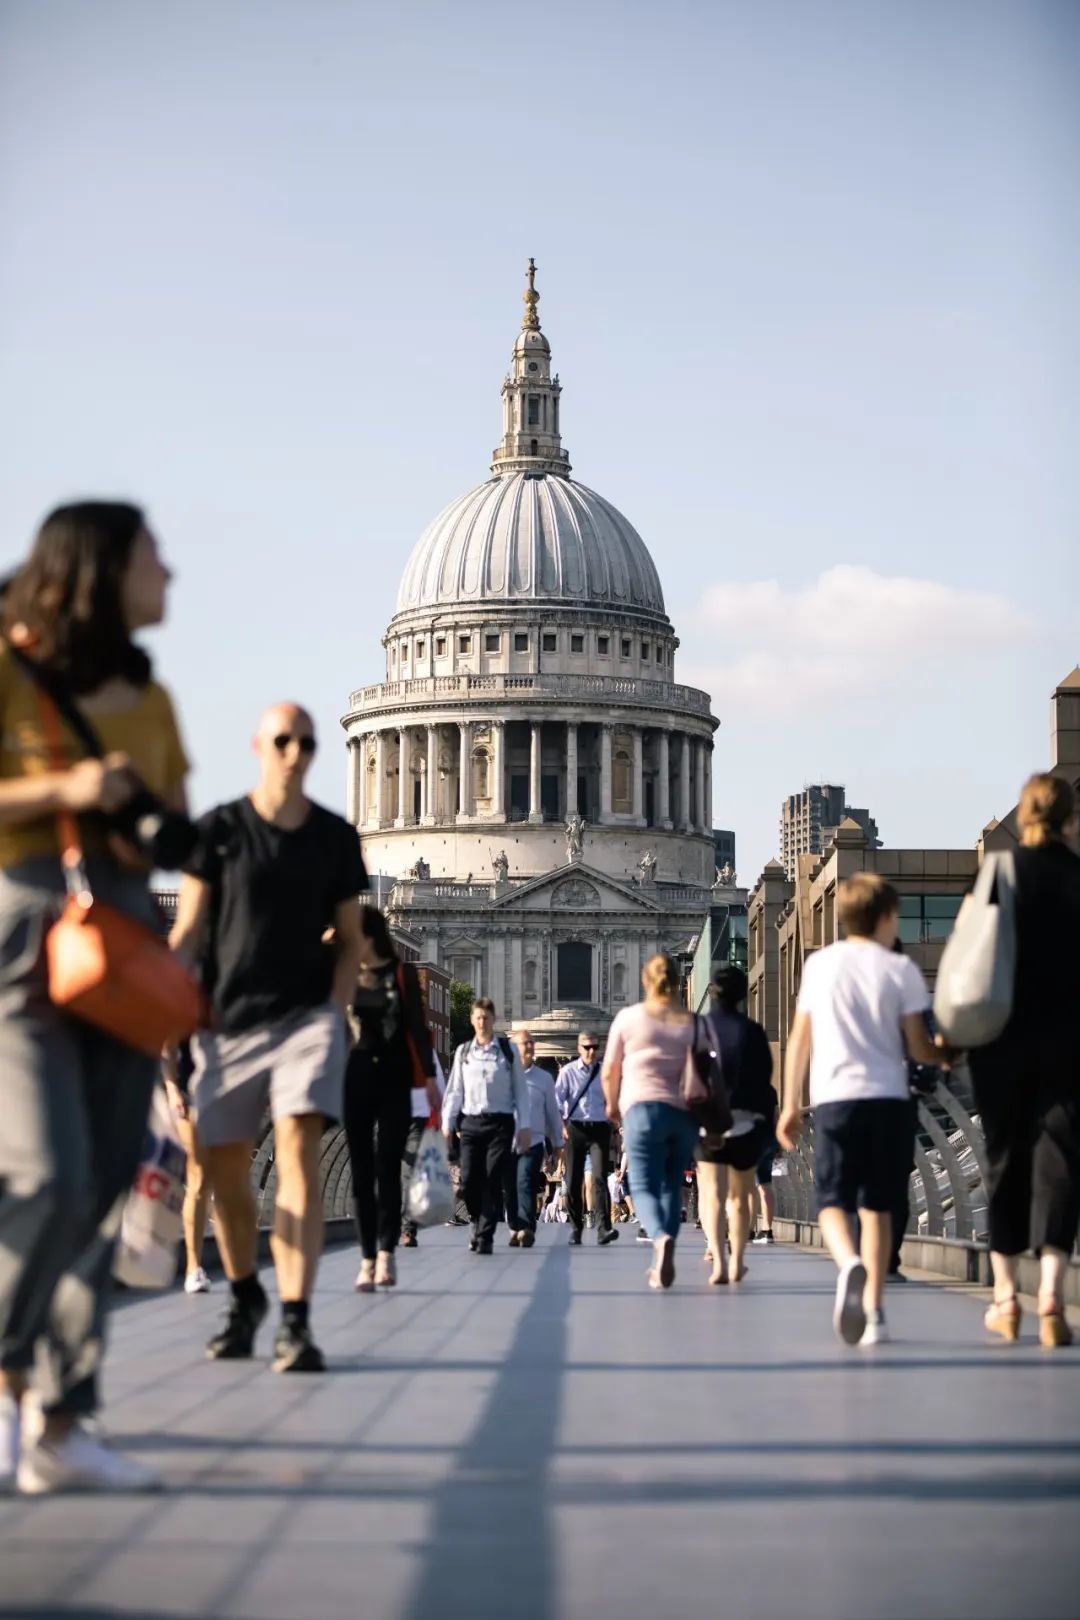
[184, 1267, 211, 1295]
[833, 1258, 868, 1346]
[17, 1427, 163, 1495]
[860, 1310, 890, 1346]
[0, 1394, 19, 1493]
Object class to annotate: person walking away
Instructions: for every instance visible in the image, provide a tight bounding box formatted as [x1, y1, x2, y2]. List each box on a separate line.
[968, 775, 1080, 1347]
[508, 1029, 562, 1247]
[697, 967, 777, 1285]
[171, 703, 366, 1373]
[602, 955, 699, 1290]
[0, 502, 189, 1493]
[441, 998, 530, 1254]
[401, 1050, 446, 1249]
[556, 1032, 619, 1247]
[163, 1040, 212, 1294]
[345, 905, 439, 1291]
[752, 1144, 779, 1245]
[777, 874, 946, 1347]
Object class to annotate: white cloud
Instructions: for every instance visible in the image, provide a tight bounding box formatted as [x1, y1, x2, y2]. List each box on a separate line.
[682, 565, 1032, 713]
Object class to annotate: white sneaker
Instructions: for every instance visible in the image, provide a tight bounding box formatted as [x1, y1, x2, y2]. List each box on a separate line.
[184, 1267, 211, 1295]
[861, 1310, 890, 1347]
[833, 1258, 868, 1346]
[17, 1426, 163, 1495]
[0, 1393, 19, 1493]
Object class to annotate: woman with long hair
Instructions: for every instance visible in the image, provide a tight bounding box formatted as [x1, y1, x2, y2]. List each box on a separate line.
[969, 773, 1080, 1348]
[344, 905, 439, 1291]
[0, 501, 189, 1492]
[602, 954, 699, 1290]
[696, 966, 777, 1286]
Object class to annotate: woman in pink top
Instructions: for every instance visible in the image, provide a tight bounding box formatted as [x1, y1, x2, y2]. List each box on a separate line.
[603, 955, 698, 1290]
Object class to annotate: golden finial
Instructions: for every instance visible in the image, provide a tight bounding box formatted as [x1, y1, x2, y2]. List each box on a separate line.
[522, 256, 540, 330]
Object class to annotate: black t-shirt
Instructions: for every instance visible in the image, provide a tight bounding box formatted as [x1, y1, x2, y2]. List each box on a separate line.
[186, 796, 369, 1034]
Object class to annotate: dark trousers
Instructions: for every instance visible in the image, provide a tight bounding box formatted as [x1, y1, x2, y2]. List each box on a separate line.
[459, 1113, 516, 1243]
[890, 1097, 918, 1271]
[508, 1143, 545, 1233]
[343, 1052, 412, 1258]
[400, 1115, 425, 1240]
[566, 1121, 613, 1233]
[971, 1040, 1080, 1256]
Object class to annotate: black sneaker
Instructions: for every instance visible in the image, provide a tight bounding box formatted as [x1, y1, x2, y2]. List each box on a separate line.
[752, 1230, 775, 1246]
[271, 1322, 325, 1373]
[475, 1239, 493, 1255]
[597, 1227, 620, 1246]
[568, 1230, 582, 1247]
[205, 1287, 269, 1360]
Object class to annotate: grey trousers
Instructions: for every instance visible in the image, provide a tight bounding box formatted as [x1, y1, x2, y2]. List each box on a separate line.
[0, 860, 156, 1416]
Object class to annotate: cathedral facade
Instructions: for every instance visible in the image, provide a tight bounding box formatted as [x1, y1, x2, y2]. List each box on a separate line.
[341, 263, 721, 1058]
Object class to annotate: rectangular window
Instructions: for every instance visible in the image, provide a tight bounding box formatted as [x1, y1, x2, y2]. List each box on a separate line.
[571, 633, 584, 653]
[597, 635, 609, 655]
[527, 396, 540, 426]
[416, 641, 425, 660]
[655, 645, 663, 662]
[897, 893, 964, 944]
[485, 632, 500, 652]
[459, 635, 471, 654]
[514, 632, 528, 652]
[641, 641, 649, 660]
[542, 632, 557, 652]
[621, 638, 631, 658]
[435, 636, 447, 657]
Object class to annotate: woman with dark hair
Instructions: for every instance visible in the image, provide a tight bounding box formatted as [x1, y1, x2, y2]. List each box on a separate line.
[344, 905, 439, 1291]
[0, 501, 190, 1493]
[696, 966, 777, 1286]
[970, 773, 1080, 1348]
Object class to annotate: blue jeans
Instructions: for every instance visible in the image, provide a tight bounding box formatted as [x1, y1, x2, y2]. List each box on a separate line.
[623, 1103, 699, 1240]
[509, 1143, 545, 1232]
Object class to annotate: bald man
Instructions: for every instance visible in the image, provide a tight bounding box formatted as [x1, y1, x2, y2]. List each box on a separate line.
[171, 703, 367, 1372]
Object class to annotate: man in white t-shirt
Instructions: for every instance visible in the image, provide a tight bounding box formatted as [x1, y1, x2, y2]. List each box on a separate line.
[778, 873, 946, 1348]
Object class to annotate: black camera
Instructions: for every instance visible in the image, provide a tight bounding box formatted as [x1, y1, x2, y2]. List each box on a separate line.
[110, 785, 199, 871]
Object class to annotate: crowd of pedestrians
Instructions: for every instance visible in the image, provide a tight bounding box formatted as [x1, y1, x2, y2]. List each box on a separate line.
[0, 500, 1076, 1499]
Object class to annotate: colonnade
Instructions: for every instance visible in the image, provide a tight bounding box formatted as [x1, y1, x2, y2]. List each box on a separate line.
[347, 717, 713, 836]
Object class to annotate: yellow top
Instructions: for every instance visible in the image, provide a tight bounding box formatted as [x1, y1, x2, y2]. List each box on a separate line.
[0, 645, 190, 869]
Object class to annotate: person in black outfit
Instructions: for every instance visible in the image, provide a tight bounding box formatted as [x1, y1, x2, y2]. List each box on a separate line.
[968, 774, 1080, 1348]
[697, 967, 778, 1285]
[345, 907, 438, 1291]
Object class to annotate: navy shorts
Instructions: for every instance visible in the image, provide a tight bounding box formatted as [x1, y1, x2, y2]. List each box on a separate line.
[813, 1099, 912, 1215]
[756, 1138, 779, 1184]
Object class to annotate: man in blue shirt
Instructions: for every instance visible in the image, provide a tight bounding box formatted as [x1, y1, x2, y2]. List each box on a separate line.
[555, 1032, 619, 1247]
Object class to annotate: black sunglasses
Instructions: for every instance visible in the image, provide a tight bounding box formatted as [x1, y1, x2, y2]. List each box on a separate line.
[581, 1042, 598, 1051]
[273, 734, 317, 755]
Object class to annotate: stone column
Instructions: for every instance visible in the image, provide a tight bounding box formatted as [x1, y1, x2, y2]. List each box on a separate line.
[632, 728, 644, 825]
[704, 743, 713, 835]
[695, 739, 706, 833]
[346, 739, 359, 825]
[493, 720, 506, 818]
[356, 738, 368, 827]
[374, 730, 387, 825]
[565, 721, 578, 819]
[679, 733, 691, 832]
[457, 721, 471, 820]
[528, 720, 542, 823]
[600, 724, 613, 823]
[657, 729, 671, 828]
[396, 727, 409, 826]
[424, 724, 438, 824]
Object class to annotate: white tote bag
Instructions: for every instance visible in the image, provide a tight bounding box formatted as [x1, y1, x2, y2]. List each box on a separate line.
[114, 1085, 187, 1289]
[933, 851, 1016, 1048]
[406, 1127, 455, 1228]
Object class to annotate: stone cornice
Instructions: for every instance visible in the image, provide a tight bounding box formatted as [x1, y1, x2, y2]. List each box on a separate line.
[342, 672, 717, 730]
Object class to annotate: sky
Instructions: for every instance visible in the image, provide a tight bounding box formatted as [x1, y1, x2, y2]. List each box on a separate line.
[1, 0, 1077, 886]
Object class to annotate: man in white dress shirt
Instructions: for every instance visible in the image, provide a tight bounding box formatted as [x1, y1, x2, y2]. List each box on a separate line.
[555, 1032, 619, 1247]
[508, 1032, 563, 1248]
[442, 998, 530, 1255]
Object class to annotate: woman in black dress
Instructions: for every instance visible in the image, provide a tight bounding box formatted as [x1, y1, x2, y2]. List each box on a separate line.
[344, 907, 438, 1291]
[969, 774, 1080, 1348]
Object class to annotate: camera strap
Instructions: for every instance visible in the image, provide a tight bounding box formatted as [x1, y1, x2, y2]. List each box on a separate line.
[6, 644, 106, 759]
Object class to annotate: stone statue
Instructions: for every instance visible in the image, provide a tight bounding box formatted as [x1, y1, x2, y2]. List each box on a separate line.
[638, 848, 657, 884]
[492, 849, 509, 883]
[565, 813, 586, 862]
[406, 856, 430, 881]
[715, 861, 736, 887]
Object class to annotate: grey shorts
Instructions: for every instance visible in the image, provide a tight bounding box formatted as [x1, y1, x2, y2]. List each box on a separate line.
[191, 1004, 347, 1148]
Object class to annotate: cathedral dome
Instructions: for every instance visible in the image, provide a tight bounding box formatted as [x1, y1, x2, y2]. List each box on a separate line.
[393, 471, 666, 617]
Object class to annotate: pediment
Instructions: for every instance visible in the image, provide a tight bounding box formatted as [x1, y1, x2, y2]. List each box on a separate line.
[493, 862, 664, 913]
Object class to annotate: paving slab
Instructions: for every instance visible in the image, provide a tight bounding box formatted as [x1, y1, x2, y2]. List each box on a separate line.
[1, 1228, 1078, 1620]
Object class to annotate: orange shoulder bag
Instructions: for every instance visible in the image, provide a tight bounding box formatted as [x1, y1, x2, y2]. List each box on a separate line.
[32, 677, 202, 1055]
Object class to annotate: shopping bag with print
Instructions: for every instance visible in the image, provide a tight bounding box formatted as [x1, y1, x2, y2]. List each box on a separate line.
[933, 851, 1016, 1048]
[114, 1085, 187, 1289]
[406, 1125, 455, 1228]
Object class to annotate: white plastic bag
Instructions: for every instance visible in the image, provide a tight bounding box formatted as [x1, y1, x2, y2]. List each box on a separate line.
[114, 1085, 187, 1289]
[933, 851, 1016, 1048]
[406, 1127, 455, 1228]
